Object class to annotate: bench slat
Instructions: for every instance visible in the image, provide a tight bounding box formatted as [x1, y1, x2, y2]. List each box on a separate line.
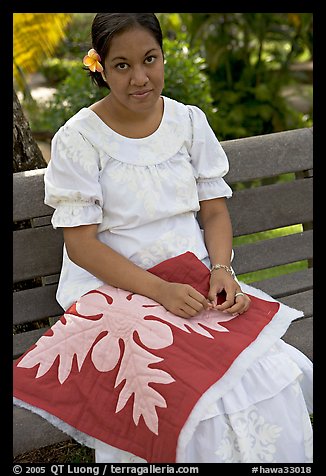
[13, 128, 312, 223]
[13, 169, 51, 222]
[14, 278, 313, 358]
[224, 127, 313, 184]
[282, 316, 313, 361]
[13, 180, 312, 283]
[14, 284, 64, 325]
[13, 226, 64, 283]
[228, 177, 312, 236]
[13, 406, 71, 457]
[279, 289, 313, 319]
[233, 229, 312, 275]
[13, 328, 50, 359]
[249, 268, 313, 298]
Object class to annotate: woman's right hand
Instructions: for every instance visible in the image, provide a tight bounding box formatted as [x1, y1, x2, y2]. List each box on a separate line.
[157, 281, 212, 319]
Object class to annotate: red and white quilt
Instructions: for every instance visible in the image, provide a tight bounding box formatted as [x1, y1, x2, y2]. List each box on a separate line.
[13, 252, 299, 462]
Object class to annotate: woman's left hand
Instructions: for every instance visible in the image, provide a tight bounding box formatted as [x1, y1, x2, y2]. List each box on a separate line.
[207, 268, 251, 315]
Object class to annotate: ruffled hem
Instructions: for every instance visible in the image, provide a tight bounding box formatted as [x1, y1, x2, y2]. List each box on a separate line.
[51, 203, 103, 229]
[197, 177, 233, 201]
[182, 378, 313, 463]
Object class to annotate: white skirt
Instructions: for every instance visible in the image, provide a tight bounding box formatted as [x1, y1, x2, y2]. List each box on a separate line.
[94, 339, 313, 463]
[95, 282, 313, 464]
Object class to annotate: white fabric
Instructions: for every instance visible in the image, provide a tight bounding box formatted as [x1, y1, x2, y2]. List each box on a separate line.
[44, 96, 232, 311]
[42, 96, 313, 463]
[94, 338, 313, 464]
[93, 282, 313, 464]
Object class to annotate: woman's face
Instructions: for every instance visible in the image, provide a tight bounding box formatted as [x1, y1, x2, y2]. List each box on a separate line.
[102, 26, 164, 114]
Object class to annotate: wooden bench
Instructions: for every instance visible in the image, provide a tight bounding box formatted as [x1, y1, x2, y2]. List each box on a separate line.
[13, 126, 313, 458]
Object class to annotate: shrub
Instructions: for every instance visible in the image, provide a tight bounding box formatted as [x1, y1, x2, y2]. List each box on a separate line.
[162, 34, 218, 130]
[25, 63, 105, 133]
[39, 58, 80, 85]
[26, 34, 218, 135]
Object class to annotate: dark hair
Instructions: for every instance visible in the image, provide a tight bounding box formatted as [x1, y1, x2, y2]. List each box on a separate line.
[87, 13, 163, 89]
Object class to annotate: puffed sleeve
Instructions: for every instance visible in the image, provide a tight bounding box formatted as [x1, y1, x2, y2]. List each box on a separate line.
[44, 124, 103, 229]
[187, 105, 233, 200]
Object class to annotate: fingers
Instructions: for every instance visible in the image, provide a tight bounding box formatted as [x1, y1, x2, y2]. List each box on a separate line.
[181, 289, 212, 318]
[162, 282, 250, 319]
[188, 288, 212, 310]
[179, 302, 202, 318]
[213, 284, 237, 311]
[164, 283, 211, 319]
[215, 290, 251, 314]
[207, 289, 220, 306]
[209, 276, 251, 314]
[179, 292, 250, 318]
[226, 293, 251, 315]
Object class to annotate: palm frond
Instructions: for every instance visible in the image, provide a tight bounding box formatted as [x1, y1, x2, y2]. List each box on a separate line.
[13, 13, 72, 82]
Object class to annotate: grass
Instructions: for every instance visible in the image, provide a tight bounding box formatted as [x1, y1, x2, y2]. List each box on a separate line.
[239, 260, 307, 285]
[13, 440, 94, 464]
[233, 223, 303, 246]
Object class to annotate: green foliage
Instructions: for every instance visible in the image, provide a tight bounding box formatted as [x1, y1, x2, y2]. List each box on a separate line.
[162, 34, 218, 129]
[13, 13, 72, 97]
[25, 63, 105, 133]
[54, 13, 95, 59]
[178, 12, 313, 139]
[25, 34, 217, 135]
[39, 58, 79, 85]
[22, 13, 313, 140]
[209, 58, 312, 140]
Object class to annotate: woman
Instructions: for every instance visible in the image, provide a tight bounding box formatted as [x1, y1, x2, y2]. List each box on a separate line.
[13, 13, 313, 463]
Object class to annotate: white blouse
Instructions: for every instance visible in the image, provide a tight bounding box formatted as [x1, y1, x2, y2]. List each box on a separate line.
[44, 96, 233, 310]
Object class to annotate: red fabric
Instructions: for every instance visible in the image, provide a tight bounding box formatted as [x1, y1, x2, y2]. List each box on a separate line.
[13, 252, 280, 462]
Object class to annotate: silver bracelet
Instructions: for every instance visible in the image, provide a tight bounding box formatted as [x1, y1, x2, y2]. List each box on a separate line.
[210, 263, 235, 278]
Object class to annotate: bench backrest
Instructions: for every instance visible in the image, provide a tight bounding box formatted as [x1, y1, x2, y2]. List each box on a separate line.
[13, 127, 313, 359]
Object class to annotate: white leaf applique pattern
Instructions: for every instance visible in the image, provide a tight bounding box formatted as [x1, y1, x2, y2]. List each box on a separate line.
[156, 304, 236, 338]
[18, 284, 237, 434]
[215, 406, 283, 462]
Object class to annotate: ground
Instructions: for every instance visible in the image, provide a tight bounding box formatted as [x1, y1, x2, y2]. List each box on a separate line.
[13, 440, 94, 463]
